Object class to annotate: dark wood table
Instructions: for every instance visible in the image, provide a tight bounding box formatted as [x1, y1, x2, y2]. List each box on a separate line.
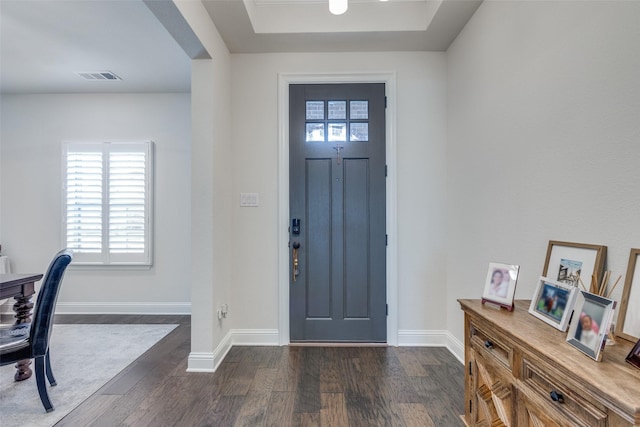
[1, 273, 44, 380]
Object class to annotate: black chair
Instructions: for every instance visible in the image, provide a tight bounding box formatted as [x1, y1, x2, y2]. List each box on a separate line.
[0, 249, 73, 412]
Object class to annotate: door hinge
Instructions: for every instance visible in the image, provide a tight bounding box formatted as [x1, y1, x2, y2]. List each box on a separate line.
[384, 96, 387, 108]
[468, 361, 472, 376]
[385, 234, 388, 246]
[386, 304, 388, 316]
[385, 165, 388, 177]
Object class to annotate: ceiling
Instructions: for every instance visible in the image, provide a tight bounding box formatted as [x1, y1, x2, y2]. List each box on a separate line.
[204, 0, 482, 53]
[0, 0, 481, 94]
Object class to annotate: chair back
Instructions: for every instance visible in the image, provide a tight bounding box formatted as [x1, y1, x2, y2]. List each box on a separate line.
[29, 249, 73, 356]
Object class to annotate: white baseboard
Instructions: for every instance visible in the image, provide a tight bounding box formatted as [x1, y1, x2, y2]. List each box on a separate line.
[187, 330, 234, 373]
[398, 329, 464, 364]
[1, 301, 190, 315]
[186, 328, 278, 372]
[186, 352, 217, 372]
[231, 328, 280, 346]
[398, 329, 449, 346]
[53, 302, 191, 315]
[186, 328, 464, 372]
[445, 332, 465, 364]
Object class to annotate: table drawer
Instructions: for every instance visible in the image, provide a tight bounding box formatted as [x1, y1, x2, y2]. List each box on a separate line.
[521, 358, 606, 427]
[470, 321, 512, 372]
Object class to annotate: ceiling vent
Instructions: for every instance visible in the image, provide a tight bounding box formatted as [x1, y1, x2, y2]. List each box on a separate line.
[76, 71, 121, 81]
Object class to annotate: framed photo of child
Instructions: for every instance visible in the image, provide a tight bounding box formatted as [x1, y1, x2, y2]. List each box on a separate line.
[566, 290, 616, 362]
[482, 263, 520, 311]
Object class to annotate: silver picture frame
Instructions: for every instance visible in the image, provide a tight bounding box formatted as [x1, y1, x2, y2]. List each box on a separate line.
[529, 276, 578, 331]
[566, 290, 616, 362]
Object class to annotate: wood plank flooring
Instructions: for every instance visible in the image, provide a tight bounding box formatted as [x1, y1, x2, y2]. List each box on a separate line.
[47, 315, 464, 427]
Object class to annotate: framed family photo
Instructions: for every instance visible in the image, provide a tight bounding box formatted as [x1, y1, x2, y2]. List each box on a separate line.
[482, 262, 519, 311]
[542, 240, 607, 289]
[616, 248, 640, 343]
[566, 290, 616, 362]
[528, 276, 578, 331]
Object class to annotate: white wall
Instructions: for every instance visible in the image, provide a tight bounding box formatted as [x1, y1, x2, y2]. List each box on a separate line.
[8, 0, 638, 367]
[446, 1, 640, 342]
[229, 52, 448, 335]
[0, 93, 192, 312]
[175, 0, 233, 370]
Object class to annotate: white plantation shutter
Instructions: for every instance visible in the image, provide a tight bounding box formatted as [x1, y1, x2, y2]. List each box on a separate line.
[64, 142, 153, 265]
[109, 152, 146, 254]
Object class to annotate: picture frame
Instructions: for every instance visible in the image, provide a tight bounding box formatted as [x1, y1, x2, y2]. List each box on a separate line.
[615, 248, 640, 342]
[481, 262, 519, 311]
[566, 290, 616, 361]
[625, 338, 640, 370]
[528, 276, 578, 331]
[542, 240, 607, 289]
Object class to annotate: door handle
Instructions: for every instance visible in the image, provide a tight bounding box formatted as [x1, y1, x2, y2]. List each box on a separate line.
[292, 242, 300, 282]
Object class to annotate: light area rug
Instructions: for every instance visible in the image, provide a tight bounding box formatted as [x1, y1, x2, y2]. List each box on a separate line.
[0, 323, 177, 427]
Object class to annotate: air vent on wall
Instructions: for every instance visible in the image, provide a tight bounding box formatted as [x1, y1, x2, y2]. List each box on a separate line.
[75, 71, 122, 81]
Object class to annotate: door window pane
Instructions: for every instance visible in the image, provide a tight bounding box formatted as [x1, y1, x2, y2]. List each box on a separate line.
[350, 101, 368, 119]
[328, 123, 347, 141]
[328, 101, 346, 120]
[306, 101, 324, 120]
[306, 123, 325, 142]
[350, 123, 369, 141]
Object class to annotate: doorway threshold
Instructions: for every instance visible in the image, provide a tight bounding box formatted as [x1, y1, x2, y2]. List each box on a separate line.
[288, 342, 388, 347]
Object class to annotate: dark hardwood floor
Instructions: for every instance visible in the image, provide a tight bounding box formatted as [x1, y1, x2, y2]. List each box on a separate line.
[47, 314, 464, 427]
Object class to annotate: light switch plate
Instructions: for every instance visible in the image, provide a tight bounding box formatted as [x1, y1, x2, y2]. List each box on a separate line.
[240, 192, 259, 207]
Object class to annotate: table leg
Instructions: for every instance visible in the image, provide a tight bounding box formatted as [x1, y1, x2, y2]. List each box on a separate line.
[14, 360, 33, 381]
[13, 295, 34, 324]
[13, 295, 35, 381]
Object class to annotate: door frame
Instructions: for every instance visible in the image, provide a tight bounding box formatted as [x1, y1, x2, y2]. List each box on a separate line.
[277, 72, 398, 345]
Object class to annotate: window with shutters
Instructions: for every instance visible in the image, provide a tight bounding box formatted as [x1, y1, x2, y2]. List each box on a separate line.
[63, 141, 154, 266]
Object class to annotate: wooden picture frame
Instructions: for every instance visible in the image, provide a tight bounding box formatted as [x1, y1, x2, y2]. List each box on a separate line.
[528, 276, 578, 331]
[481, 262, 519, 311]
[615, 248, 640, 342]
[566, 291, 616, 362]
[625, 338, 640, 369]
[542, 240, 607, 290]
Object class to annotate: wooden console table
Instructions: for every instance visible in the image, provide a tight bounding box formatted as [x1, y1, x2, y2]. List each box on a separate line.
[459, 299, 640, 426]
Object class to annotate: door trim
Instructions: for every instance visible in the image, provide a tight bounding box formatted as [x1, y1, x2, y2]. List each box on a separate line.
[277, 72, 398, 345]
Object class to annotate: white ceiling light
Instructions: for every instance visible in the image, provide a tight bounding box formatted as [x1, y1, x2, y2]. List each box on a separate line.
[329, 0, 348, 15]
